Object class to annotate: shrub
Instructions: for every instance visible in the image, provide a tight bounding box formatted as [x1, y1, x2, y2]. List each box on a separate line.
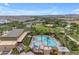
[12, 48, 19, 54]
[23, 36, 31, 46]
[24, 46, 31, 52]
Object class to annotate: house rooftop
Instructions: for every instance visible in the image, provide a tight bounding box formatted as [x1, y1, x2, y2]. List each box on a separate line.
[58, 47, 70, 52]
[1, 29, 24, 37]
[0, 41, 17, 45]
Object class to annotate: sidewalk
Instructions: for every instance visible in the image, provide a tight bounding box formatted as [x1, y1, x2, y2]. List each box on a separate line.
[66, 35, 79, 45]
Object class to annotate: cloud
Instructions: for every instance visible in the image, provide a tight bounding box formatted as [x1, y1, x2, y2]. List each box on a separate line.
[70, 8, 79, 14]
[73, 9, 79, 11]
[1, 10, 53, 15]
[0, 5, 56, 15]
[4, 3, 9, 6]
[0, 5, 63, 15]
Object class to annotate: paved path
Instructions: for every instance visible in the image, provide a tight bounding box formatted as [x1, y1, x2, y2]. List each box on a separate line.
[20, 51, 35, 55]
[66, 35, 79, 44]
[17, 31, 30, 42]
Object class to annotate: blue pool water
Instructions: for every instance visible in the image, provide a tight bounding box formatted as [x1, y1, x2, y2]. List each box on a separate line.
[34, 35, 57, 48]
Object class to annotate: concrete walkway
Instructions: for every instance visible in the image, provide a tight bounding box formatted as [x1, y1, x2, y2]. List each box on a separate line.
[17, 31, 30, 42]
[20, 51, 35, 55]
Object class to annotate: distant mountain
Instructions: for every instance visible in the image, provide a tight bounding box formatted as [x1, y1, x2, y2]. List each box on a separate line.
[0, 16, 34, 22]
[0, 14, 79, 22]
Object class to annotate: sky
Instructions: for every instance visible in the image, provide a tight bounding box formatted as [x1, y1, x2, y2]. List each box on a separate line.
[0, 3, 79, 15]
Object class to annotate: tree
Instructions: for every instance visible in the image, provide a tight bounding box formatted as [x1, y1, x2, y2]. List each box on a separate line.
[43, 17, 53, 24]
[69, 41, 77, 51]
[53, 19, 67, 27]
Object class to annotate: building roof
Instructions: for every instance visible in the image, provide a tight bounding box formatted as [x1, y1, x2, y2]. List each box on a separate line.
[0, 31, 30, 46]
[17, 31, 30, 42]
[1, 29, 24, 37]
[0, 41, 17, 45]
[58, 47, 70, 52]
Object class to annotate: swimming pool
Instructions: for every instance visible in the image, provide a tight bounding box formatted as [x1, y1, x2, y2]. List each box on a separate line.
[33, 35, 57, 48]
